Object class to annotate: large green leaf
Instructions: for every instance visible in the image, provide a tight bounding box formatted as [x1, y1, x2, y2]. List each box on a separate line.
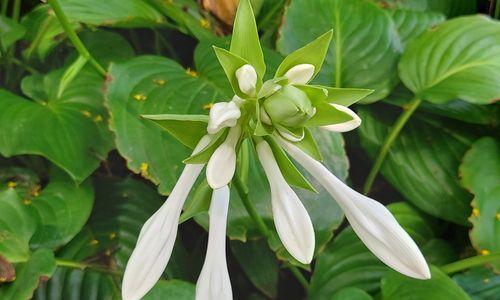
[358, 107, 473, 224]
[399, 16, 500, 104]
[331, 287, 373, 300]
[309, 202, 449, 299]
[143, 280, 195, 300]
[389, 9, 445, 47]
[278, 0, 401, 103]
[381, 266, 470, 300]
[0, 16, 26, 50]
[453, 267, 500, 300]
[0, 248, 56, 300]
[460, 137, 500, 271]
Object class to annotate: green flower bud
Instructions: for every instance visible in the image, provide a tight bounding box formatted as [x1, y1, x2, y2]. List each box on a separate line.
[262, 85, 315, 128]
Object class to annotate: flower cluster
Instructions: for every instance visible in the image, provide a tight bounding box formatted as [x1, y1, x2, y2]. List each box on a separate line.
[122, 1, 430, 299]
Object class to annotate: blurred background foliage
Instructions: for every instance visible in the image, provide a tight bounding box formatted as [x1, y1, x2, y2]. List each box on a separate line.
[0, 0, 499, 299]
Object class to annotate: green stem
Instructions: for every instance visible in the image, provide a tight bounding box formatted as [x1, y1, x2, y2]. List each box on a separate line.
[233, 174, 270, 237]
[55, 259, 122, 276]
[47, 0, 106, 77]
[1, 0, 9, 16]
[362, 97, 422, 195]
[441, 253, 500, 275]
[288, 265, 309, 290]
[11, 0, 19, 21]
[495, 0, 500, 19]
[9, 57, 38, 74]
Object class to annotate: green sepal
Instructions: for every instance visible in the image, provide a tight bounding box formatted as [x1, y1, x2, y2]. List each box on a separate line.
[230, 0, 266, 78]
[275, 30, 333, 82]
[236, 138, 251, 190]
[141, 114, 208, 149]
[180, 180, 212, 223]
[294, 84, 328, 104]
[306, 102, 353, 127]
[258, 77, 288, 99]
[292, 128, 323, 162]
[275, 124, 305, 141]
[183, 128, 228, 164]
[313, 86, 374, 106]
[264, 136, 318, 193]
[254, 99, 274, 136]
[213, 46, 262, 99]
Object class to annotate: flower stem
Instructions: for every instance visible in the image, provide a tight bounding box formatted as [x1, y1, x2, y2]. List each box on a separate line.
[11, 0, 20, 21]
[47, 0, 106, 77]
[1, 0, 8, 16]
[362, 97, 421, 195]
[55, 258, 122, 276]
[288, 265, 309, 290]
[440, 253, 500, 275]
[233, 174, 270, 237]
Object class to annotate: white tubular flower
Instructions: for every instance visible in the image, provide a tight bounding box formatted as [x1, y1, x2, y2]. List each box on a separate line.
[122, 136, 212, 300]
[235, 64, 257, 96]
[284, 64, 315, 85]
[207, 101, 241, 134]
[206, 125, 241, 189]
[321, 104, 362, 133]
[196, 186, 232, 300]
[280, 140, 431, 280]
[256, 141, 315, 264]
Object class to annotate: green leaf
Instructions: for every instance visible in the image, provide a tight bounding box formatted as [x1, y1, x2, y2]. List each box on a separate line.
[381, 266, 470, 300]
[390, 9, 445, 47]
[309, 202, 443, 298]
[358, 107, 473, 224]
[306, 101, 353, 127]
[331, 287, 373, 300]
[317, 86, 374, 107]
[460, 137, 500, 271]
[399, 16, 500, 104]
[142, 114, 209, 149]
[0, 249, 56, 300]
[291, 127, 323, 162]
[231, 239, 279, 298]
[275, 30, 333, 82]
[0, 16, 26, 50]
[453, 267, 500, 300]
[230, 0, 266, 78]
[57, 55, 88, 98]
[264, 136, 317, 193]
[213, 46, 261, 98]
[143, 280, 195, 300]
[278, 0, 401, 103]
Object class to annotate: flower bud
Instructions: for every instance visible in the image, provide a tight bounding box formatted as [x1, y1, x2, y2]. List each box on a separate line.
[207, 101, 241, 134]
[235, 64, 257, 96]
[262, 85, 315, 128]
[284, 64, 315, 85]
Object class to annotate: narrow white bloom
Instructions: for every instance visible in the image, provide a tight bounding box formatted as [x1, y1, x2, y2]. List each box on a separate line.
[206, 126, 241, 189]
[321, 104, 361, 132]
[122, 136, 212, 300]
[207, 101, 241, 134]
[235, 64, 257, 96]
[196, 186, 232, 300]
[257, 141, 315, 264]
[284, 64, 315, 85]
[280, 140, 431, 279]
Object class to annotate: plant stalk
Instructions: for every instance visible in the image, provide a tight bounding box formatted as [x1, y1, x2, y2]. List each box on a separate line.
[11, 0, 19, 21]
[1, 0, 9, 16]
[55, 259, 122, 276]
[495, 0, 500, 19]
[441, 252, 500, 275]
[47, 0, 106, 77]
[362, 97, 422, 195]
[288, 265, 309, 290]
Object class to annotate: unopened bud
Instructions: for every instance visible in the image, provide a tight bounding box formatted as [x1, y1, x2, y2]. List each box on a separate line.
[263, 85, 315, 128]
[235, 64, 257, 96]
[284, 64, 315, 85]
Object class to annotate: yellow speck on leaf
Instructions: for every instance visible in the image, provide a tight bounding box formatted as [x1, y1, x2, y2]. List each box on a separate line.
[480, 249, 490, 256]
[186, 68, 198, 77]
[90, 239, 99, 246]
[496, 213, 500, 221]
[154, 78, 166, 85]
[82, 110, 92, 118]
[140, 162, 149, 176]
[484, 278, 491, 284]
[23, 199, 32, 205]
[93, 115, 103, 123]
[7, 181, 17, 188]
[200, 18, 211, 29]
[31, 184, 41, 197]
[105, 249, 112, 256]
[203, 103, 214, 110]
[109, 232, 117, 240]
[472, 208, 480, 217]
[133, 93, 147, 101]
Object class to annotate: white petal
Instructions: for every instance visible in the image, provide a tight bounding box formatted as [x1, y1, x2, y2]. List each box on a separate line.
[284, 64, 315, 85]
[321, 104, 361, 132]
[280, 140, 431, 280]
[207, 101, 241, 134]
[122, 136, 212, 300]
[235, 64, 257, 96]
[206, 126, 241, 189]
[256, 141, 315, 264]
[196, 186, 232, 300]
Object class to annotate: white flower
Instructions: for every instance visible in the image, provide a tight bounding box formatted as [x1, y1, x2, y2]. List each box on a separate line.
[235, 64, 257, 96]
[321, 104, 361, 132]
[207, 101, 241, 134]
[206, 126, 241, 189]
[279, 139, 431, 279]
[122, 136, 212, 300]
[196, 186, 232, 300]
[256, 141, 315, 264]
[284, 64, 315, 85]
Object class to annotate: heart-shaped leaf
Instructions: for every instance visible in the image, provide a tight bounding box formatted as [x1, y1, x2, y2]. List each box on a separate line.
[0, 16, 26, 50]
[460, 137, 500, 271]
[399, 16, 500, 104]
[278, 0, 402, 103]
[453, 267, 500, 299]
